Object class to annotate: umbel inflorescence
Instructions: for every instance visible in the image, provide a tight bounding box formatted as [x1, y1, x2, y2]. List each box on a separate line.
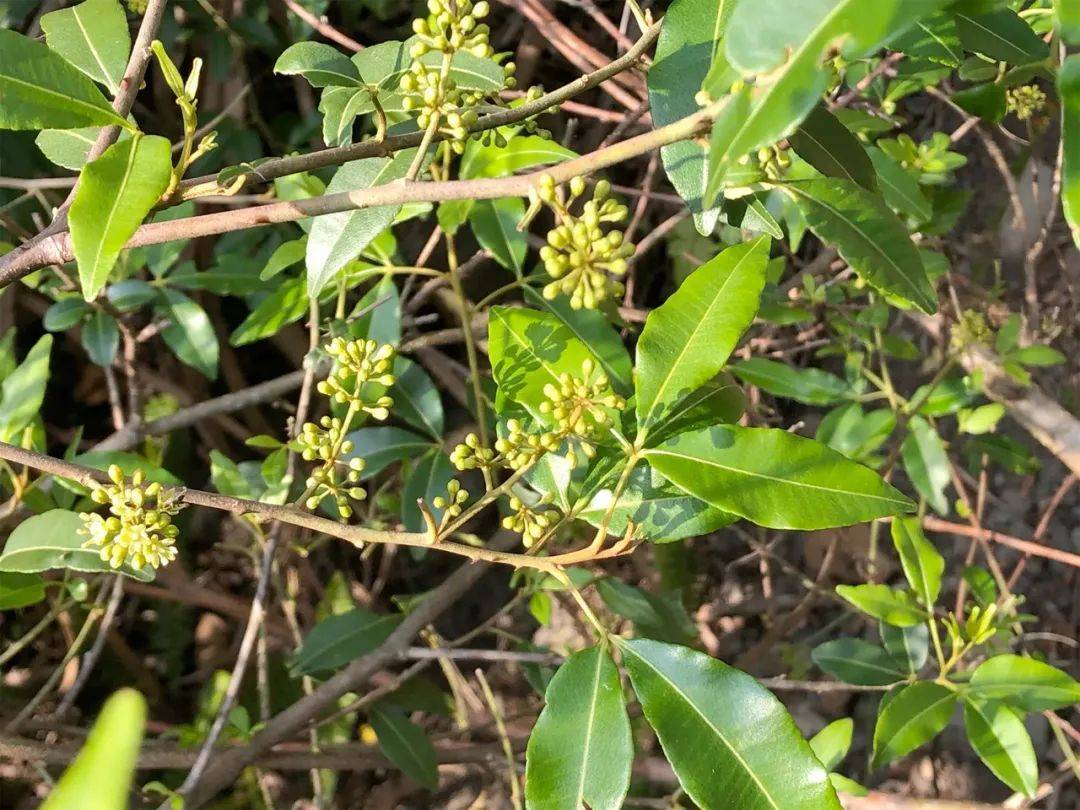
[79, 465, 183, 570]
[400, 0, 528, 151]
[296, 338, 398, 517]
[450, 357, 625, 546]
[536, 176, 634, 310]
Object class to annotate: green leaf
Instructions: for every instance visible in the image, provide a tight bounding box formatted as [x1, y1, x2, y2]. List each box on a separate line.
[1057, 0, 1080, 45]
[969, 654, 1080, 711]
[816, 404, 895, 462]
[789, 105, 877, 190]
[953, 82, 1007, 123]
[647, 0, 727, 231]
[646, 425, 913, 530]
[487, 306, 598, 422]
[260, 236, 306, 281]
[580, 462, 735, 543]
[645, 374, 746, 446]
[955, 10, 1049, 65]
[40, 689, 146, 810]
[392, 357, 444, 440]
[635, 238, 770, 428]
[891, 517, 944, 607]
[342, 426, 431, 480]
[155, 289, 219, 379]
[525, 645, 632, 810]
[350, 275, 402, 345]
[619, 638, 841, 810]
[106, 279, 157, 310]
[0, 571, 46, 609]
[881, 622, 930, 673]
[470, 197, 526, 274]
[711, 0, 950, 196]
[0, 509, 153, 582]
[37, 126, 133, 171]
[0, 334, 52, 443]
[0, 28, 128, 130]
[890, 14, 963, 67]
[867, 147, 933, 221]
[351, 39, 411, 88]
[369, 704, 438, 790]
[275, 41, 361, 87]
[1013, 345, 1066, 367]
[418, 49, 504, 91]
[962, 697, 1038, 797]
[466, 135, 577, 178]
[836, 584, 927, 627]
[596, 578, 697, 645]
[82, 310, 119, 367]
[809, 718, 853, 771]
[306, 150, 416, 296]
[731, 358, 850, 406]
[523, 288, 632, 394]
[901, 415, 950, 515]
[811, 638, 908, 686]
[45, 299, 91, 333]
[41, 0, 130, 95]
[292, 607, 402, 674]
[70, 135, 173, 301]
[230, 277, 309, 346]
[871, 682, 956, 769]
[963, 564, 998, 607]
[782, 179, 937, 313]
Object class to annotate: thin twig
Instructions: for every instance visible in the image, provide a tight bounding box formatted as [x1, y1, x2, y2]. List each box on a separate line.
[1, 91, 717, 282]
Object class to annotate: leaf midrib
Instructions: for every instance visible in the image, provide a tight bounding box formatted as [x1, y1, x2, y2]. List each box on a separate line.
[0, 72, 120, 126]
[72, 4, 120, 94]
[785, 183, 930, 309]
[875, 688, 954, 764]
[571, 650, 605, 806]
[642, 241, 761, 426]
[713, 0, 852, 178]
[626, 645, 780, 809]
[963, 699, 1030, 791]
[88, 138, 141, 284]
[647, 442, 908, 506]
[297, 613, 394, 668]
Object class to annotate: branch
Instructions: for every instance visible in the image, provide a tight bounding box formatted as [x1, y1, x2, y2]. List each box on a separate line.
[278, 0, 363, 53]
[0, 734, 519, 773]
[922, 516, 1080, 569]
[180, 531, 519, 808]
[0, 91, 714, 284]
[2, 0, 170, 265]
[172, 20, 660, 199]
[0, 441, 566, 573]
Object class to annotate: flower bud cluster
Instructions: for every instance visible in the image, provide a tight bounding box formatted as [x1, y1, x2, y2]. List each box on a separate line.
[756, 145, 792, 180]
[298, 416, 367, 516]
[1006, 84, 1047, 121]
[539, 358, 625, 459]
[399, 0, 520, 153]
[449, 431, 496, 471]
[79, 465, 183, 570]
[317, 338, 396, 420]
[495, 420, 562, 470]
[432, 479, 469, 521]
[299, 338, 397, 516]
[502, 495, 558, 547]
[536, 175, 634, 310]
